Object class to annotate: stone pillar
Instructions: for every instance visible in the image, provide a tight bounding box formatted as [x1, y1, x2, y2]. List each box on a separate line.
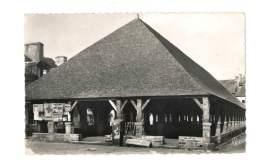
[202, 97, 211, 144]
[228, 113, 232, 131]
[215, 117, 221, 144]
[135, 122, 144, 137]
[222, 115, 226, 133]
[65, 121, 72, 134]
[47, 121, 55, 134]
[230, 114, 234, 130]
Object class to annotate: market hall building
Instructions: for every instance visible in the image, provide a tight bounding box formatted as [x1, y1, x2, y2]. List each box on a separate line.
[25, 18, 246, 150]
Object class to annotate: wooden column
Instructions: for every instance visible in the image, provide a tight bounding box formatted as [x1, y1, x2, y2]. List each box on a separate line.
[193, 97, 211, 144]
[202, 97, 211, 144]
[226, 110, 230, 131]
[215, 116, 221, 143]
[66, 101, 78, 134]
[109, 99, 128, 120]
[223, 115, 228, 133]
[108, 99, 128, 145]
[130, 99, 150, 137]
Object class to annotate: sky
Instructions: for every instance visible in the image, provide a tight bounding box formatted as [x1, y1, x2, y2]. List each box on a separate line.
[24, 13, 245, 80]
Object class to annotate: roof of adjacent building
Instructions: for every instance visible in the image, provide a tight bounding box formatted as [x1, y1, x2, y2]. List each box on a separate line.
[236, 85, 245, 97]
[26, 18, 245, 109]
[25, 56, 57, 69]
[219, 79, 245, 97]
[24, 55, 32, 62]
[219, 80, 238, 95]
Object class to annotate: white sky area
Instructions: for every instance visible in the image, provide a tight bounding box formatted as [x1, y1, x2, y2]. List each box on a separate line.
[24, 13, 245, 80]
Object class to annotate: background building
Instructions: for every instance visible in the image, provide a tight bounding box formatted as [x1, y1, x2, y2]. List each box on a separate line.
[24, 42, 57, 85]
[219, 74, 246, 103]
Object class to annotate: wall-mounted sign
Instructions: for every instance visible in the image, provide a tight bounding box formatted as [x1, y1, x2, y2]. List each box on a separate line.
[178, 136, 203, 149]
[64, 104, 71, 112]
[44, 103, 52, 120]
[52, 103, 64, 122]
[33, 103, 71, 121]
[51, 103, 64, 113]
[33, 104, 44, 120]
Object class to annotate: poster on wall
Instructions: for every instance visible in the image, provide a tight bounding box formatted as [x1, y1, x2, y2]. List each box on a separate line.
[44, 103, 53, 120]
[33, 104, 44, 120]
[64, 104, 71, 112]
[51, 103, 64, 122]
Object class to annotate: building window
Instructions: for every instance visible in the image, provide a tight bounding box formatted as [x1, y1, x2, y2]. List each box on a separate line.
[86, 108, 94, 126]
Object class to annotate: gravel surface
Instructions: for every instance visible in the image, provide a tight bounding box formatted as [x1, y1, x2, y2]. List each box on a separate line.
[25, 138, 245, 155]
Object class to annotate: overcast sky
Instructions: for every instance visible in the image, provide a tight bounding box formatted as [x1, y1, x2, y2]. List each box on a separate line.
[24, 13, 245, 80]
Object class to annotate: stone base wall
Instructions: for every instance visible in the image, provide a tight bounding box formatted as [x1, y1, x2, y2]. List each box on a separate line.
[220, 127, 246, 144]
[32, 133, 81, 142]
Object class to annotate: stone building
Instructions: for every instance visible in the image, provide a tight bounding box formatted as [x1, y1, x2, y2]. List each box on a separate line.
[25, 42, 57, 136]
[25, 42, 57, 85]
[25, 18, 246, 149]
[220, 74, 246, 103]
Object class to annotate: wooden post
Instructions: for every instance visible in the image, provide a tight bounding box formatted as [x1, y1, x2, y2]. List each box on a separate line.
[202, 97, 211, 144]
[193, 97, 211, 144]
[109, 99, 128, 120]
[130, 99, 150, 137]
[108, 99, 128, 145]
[215, 116, 221, 143]
[223, 115, 228, 133]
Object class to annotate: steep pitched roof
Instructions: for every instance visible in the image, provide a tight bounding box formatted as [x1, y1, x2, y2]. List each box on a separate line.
[26, 18, 244, 109]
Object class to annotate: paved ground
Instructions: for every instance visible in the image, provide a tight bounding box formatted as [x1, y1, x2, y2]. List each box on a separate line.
[25, 136, 245, 155]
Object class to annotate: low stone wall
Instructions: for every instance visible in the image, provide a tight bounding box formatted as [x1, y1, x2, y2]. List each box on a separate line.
[178, 136, 204, 149]
[141, 136, 165, 145]
[220, 126, 246, 144]
[211, 126, 246, 147]
[32, 133, 81, 142]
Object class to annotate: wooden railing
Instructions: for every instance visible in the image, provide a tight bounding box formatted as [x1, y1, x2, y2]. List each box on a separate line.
[125, 122, 136, 136]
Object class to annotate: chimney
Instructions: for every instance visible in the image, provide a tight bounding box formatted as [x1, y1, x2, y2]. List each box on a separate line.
[55, 56, 67, 66]
[24, 42, 44, 62]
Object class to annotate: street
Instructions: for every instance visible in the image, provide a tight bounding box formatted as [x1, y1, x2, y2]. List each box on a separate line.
[25, 138, 245, 154]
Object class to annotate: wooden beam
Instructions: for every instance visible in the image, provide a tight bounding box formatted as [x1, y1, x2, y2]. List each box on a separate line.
[193, 98, 203, 110]
[130, 100, 138, 110]
[130, 99, 150, 111]
[71, 101, 78, 111]
[141, 99, 151, 110]
[109, 100, 117, 112]
[120, 100, 128, 110]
